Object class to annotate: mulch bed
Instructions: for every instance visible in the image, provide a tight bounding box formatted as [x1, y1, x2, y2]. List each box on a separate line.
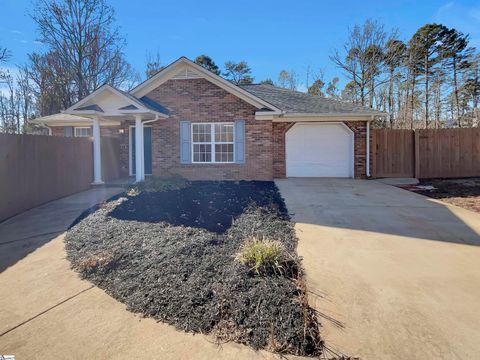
[413, 178, 480, 213]
[65, 181, 322, 356]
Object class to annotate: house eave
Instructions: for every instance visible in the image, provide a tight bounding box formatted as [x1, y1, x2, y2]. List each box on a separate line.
[118, 109, 169, 118]
[255, 112, 387, 122]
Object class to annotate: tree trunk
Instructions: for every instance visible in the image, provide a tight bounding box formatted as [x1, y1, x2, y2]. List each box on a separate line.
[388, 69, 394, 127]
[453, 57, 461, 127]
[411, 75, 416, 129]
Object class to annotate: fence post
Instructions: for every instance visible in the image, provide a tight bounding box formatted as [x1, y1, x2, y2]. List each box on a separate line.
[371, 129, 377, 178]
[414, 130, 420, 179]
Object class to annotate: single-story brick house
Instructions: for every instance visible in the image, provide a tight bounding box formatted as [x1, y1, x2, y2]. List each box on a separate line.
[32, 57, 385, 183]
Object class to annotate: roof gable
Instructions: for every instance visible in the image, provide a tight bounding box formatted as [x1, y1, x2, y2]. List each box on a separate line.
[129, 57, 281, 113]
[65, 84, 169, 117]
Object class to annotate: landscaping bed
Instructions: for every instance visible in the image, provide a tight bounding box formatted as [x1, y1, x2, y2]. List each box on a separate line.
[414, 178, 480, 213]
[65, 180, 322, 356]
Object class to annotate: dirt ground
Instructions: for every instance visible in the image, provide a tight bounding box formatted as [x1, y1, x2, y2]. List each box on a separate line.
[413, 178, 480, 213]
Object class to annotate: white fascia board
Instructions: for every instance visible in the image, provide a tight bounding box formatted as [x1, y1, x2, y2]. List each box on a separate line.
[130, 57, 282, 112]
[65, 84, 150, 114]
[64, 109, 103, 116]
[119, 109, 169, 118]
[64, 84, 110, 113]
[40, 120, 121, 126]
[260, 113, 383, 122]
[283, 112, 384, 118]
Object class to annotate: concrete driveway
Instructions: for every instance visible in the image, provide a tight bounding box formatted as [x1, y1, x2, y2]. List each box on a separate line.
[0, 188, 278, 360]
[276, 178, 480, 360]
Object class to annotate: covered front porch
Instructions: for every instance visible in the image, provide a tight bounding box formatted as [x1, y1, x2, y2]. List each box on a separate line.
[62, 84, 169, 184]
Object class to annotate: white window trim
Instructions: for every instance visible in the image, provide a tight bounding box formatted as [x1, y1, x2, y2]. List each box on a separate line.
[74, 126, 91, 137]
[191, 122, 235, 164]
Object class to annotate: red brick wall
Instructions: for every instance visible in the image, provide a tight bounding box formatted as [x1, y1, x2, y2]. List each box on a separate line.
[272, 122, 294, 178]
[344, 121, 368, 179]
[50, 127, 65, 136]
[125, 78, 274, 180]
[100, 126, 120, 138]
[272, 121, 369, 179]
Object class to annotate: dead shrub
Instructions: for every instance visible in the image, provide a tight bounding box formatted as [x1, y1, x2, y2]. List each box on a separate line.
[127, 175, 190, 194]
[76, 252, 118, 274]
[294, 272, 324, 355]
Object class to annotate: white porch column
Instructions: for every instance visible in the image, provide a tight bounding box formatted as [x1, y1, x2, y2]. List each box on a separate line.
[135, 115, 145, 182]
[92, 115, 103, 184]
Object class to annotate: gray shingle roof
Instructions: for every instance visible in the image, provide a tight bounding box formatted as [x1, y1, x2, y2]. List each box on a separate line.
[118, 104, 139, 110]
[118, 89, 170, 116]
[75, 104, 104, 112]
[139, 96, 170, 115]
[239, 84, 385, 115]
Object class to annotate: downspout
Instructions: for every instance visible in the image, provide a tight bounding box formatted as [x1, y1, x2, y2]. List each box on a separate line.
[40, 122, 52, 135]
[134, 114, 144, 182]
[143, 114, 159, 124]
[131, 114, 159, 183]
[366, 117, 371, 178]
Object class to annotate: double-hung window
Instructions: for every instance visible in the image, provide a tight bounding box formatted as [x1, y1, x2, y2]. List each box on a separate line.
[192, 123, 234, 163]
[74, 127, 91, 137]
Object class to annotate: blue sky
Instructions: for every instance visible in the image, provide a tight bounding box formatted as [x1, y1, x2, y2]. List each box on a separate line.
[1, 0, 479, 89]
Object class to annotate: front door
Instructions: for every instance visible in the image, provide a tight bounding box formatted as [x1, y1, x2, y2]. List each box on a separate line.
[130, 126, 152, 175]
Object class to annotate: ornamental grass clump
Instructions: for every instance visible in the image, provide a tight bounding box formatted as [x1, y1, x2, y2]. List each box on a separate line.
[236, 236, 294, 276]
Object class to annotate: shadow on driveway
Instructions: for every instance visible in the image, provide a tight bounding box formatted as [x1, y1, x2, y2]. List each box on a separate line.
[0, 187, 123, 273]
[276, 178, 480, 246]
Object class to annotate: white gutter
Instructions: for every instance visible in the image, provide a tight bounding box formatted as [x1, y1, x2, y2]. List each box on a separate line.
[366, 117, 372, 177]
[143, 114, 160, 124]
[36, 122, 52, 135]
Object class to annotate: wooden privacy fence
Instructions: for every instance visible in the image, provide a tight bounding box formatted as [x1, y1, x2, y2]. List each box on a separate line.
[0, 134, 94, 222]
[371, 129, 415, 178]
[372, 128, 480, 179]
[101, 136, 121, 181]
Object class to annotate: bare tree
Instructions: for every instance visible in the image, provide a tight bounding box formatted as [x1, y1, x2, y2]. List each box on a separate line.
[145, 51, 164, 79]
[0, 47, 10, 63]
[26, 51, 75, 116]
[331, 19, 394, 107]
[278, 70, 298, 90]
[31, 0, 133, 103]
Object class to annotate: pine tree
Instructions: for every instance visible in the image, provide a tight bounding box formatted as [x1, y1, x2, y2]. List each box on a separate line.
[307, 79, 325, 96]
[409, 24, 448, 128]
[194, 55, 220, 75]
[440, 28, 472, 125]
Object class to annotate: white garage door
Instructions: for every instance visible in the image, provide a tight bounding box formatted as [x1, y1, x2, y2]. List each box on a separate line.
[286, 123, 354, 177]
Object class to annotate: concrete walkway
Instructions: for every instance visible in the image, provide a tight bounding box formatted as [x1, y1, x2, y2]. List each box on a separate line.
[276, 178, 480, 360]
[0, 188, 278, 360]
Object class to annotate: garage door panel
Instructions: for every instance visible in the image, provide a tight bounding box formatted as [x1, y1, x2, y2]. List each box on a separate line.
[286, 123, 353, 178]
